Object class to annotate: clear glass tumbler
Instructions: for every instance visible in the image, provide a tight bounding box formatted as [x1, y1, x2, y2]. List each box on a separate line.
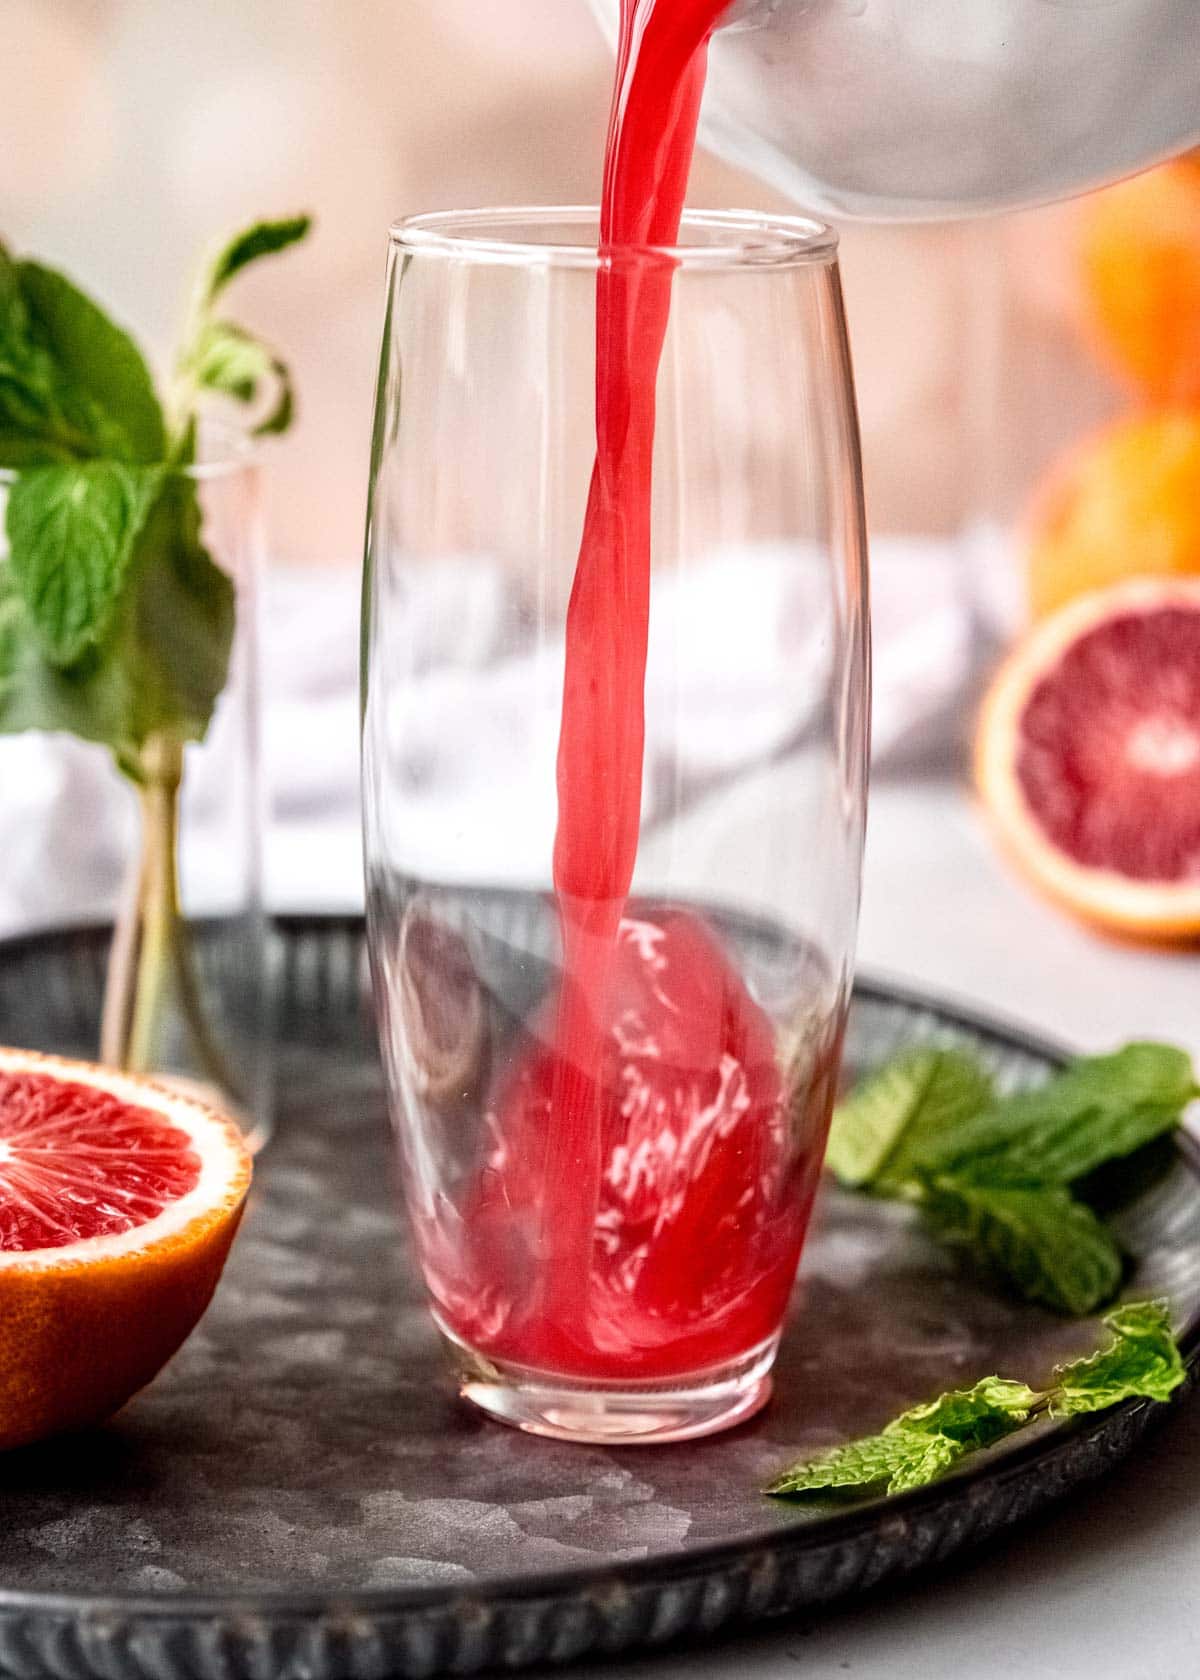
[362, 208, 870, 1442]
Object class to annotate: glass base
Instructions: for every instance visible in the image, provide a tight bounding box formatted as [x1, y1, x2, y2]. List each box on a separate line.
[436, 1318, 778, 1444]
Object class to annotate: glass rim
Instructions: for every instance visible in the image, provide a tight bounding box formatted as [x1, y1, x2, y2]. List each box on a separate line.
[0, 421, 259, 487]
[389, 206, 839, 270]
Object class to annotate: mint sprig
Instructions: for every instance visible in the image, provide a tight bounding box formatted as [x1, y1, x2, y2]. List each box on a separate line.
[825, 1042, 1197, 1314]
[769, 1301, 1186, 1500]
[0, 214, 309, 762]
[0, 216, 309, 1085]
[6, 462, 164, 666]
[174, 214, 312, 445]
[769, 1376, 1041, 1500]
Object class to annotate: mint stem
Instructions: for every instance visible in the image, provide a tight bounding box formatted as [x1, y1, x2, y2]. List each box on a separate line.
[767, 1302, 1184, 1500]
[125, 736, 183, 1071]
[100, 731, 242, 1102]
[99, 833, 145, 1067]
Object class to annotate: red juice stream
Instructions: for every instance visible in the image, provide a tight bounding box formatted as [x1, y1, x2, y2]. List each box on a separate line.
[426, 0, 840, 1379]
[544, 0, 721, 1334]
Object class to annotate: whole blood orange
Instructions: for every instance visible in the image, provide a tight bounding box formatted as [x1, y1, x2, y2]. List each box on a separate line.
[978, 578, 1200, 942]
[0, 1049, 251, 1449]
[1081, 156, 1200, 406]
[1027, 414, 1200, 619]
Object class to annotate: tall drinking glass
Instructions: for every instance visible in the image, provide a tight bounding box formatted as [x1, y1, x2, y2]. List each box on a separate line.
[363, 208, 869, 1443]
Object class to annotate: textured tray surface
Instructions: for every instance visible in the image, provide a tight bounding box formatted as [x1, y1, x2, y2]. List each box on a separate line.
[0, 918, 1194, 1678]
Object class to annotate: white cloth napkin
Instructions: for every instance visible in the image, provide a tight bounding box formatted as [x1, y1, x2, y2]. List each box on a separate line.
[0, 540, 970, 931]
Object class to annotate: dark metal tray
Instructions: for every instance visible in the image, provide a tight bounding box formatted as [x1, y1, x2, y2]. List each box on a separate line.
[0, 916, 1194, 1680]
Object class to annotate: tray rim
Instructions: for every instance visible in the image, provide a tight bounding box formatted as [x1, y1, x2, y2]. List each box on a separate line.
[0, 919, 1195, 1629]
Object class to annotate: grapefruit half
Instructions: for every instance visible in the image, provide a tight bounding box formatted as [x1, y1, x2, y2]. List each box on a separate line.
[977, 578, 1200, 942]
[0, 1048, 251, 1449]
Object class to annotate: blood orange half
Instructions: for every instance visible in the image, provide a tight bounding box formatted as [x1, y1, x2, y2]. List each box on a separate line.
[0, 1048, 251, 1449]
[977, 578, 1200, 942]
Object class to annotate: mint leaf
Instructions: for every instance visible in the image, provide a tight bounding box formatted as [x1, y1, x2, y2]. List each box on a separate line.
[0, 309, 95, 466]
[876, 1051, 995, 1190]
[769, 1376, 1036, 1499]
[884, 1433, 967, 1495]
[825, 1048, 993, 1189]
[0, 562, 138, 749]
[0, 567, 23, 698]
[0, 476, 233, 760]
[190, 321, 295, 435]
[201, 215, 312, 304]
[909, 1044, 1196, 1188]
[17, 263, 165, 463]
[6, 463, 163, 664]
[1052, 1300, 1186, 1415]
[116, 474, 235, 748]
[891, 1376, 1038, 1447]
[768, 1426, 965, 1498]
[922, 1178, 1123, 1316]
[0, 241, 66, 459]
[0, 429, 76, 467]
[0, 243, 163, 467]
[825, 1050, 929, 1186]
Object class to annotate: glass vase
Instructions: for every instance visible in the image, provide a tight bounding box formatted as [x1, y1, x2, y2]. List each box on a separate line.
[362, 208, 870, 1442]
[0, 433, 271, 1149]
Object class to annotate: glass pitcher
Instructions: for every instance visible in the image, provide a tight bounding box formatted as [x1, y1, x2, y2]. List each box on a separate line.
[591, 0, 1200, 219]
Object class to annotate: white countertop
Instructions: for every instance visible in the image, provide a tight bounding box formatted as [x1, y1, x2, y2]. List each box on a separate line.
[540, 770, 1200, 1680]
[859, 773, 1200, 1065]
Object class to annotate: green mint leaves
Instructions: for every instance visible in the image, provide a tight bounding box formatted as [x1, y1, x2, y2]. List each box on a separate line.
[6, 463, 164, 665]
[176, 214, 311, 444]
[17, 261, 167, 463]
[0, 475, 233, 765]
[769, 1301, 1186, 1500]
[201, 215, 313, 303]
[188, 323, 296, 438]
[1051, 1299, 1187, 1414]
[825, 1043, 1197, 1315]
[774, 1054, 1191, 1502]
[771, 1376, 1042, 1500]
[0, 214, 309, 772]
[907, 1044, 1197, 1187]
[0, 246, 163, 466]
[771, 1424, 966, 1499]
[824, 1047, 993, 1190]
[921, 1178, 1123, 1317]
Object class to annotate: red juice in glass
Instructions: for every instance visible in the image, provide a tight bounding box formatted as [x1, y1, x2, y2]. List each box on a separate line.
[363, 0, 868, 1441]
[418, 907, 844, 1386]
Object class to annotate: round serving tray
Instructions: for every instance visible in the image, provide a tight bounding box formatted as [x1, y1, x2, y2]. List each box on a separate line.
[0, 915, 1194, 1680]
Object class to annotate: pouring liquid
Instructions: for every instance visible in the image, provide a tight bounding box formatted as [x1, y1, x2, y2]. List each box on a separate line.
[428, 0, 836, 1380]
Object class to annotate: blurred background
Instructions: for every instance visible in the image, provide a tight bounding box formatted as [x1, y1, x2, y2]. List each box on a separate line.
[0, 0, 1122, 577]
